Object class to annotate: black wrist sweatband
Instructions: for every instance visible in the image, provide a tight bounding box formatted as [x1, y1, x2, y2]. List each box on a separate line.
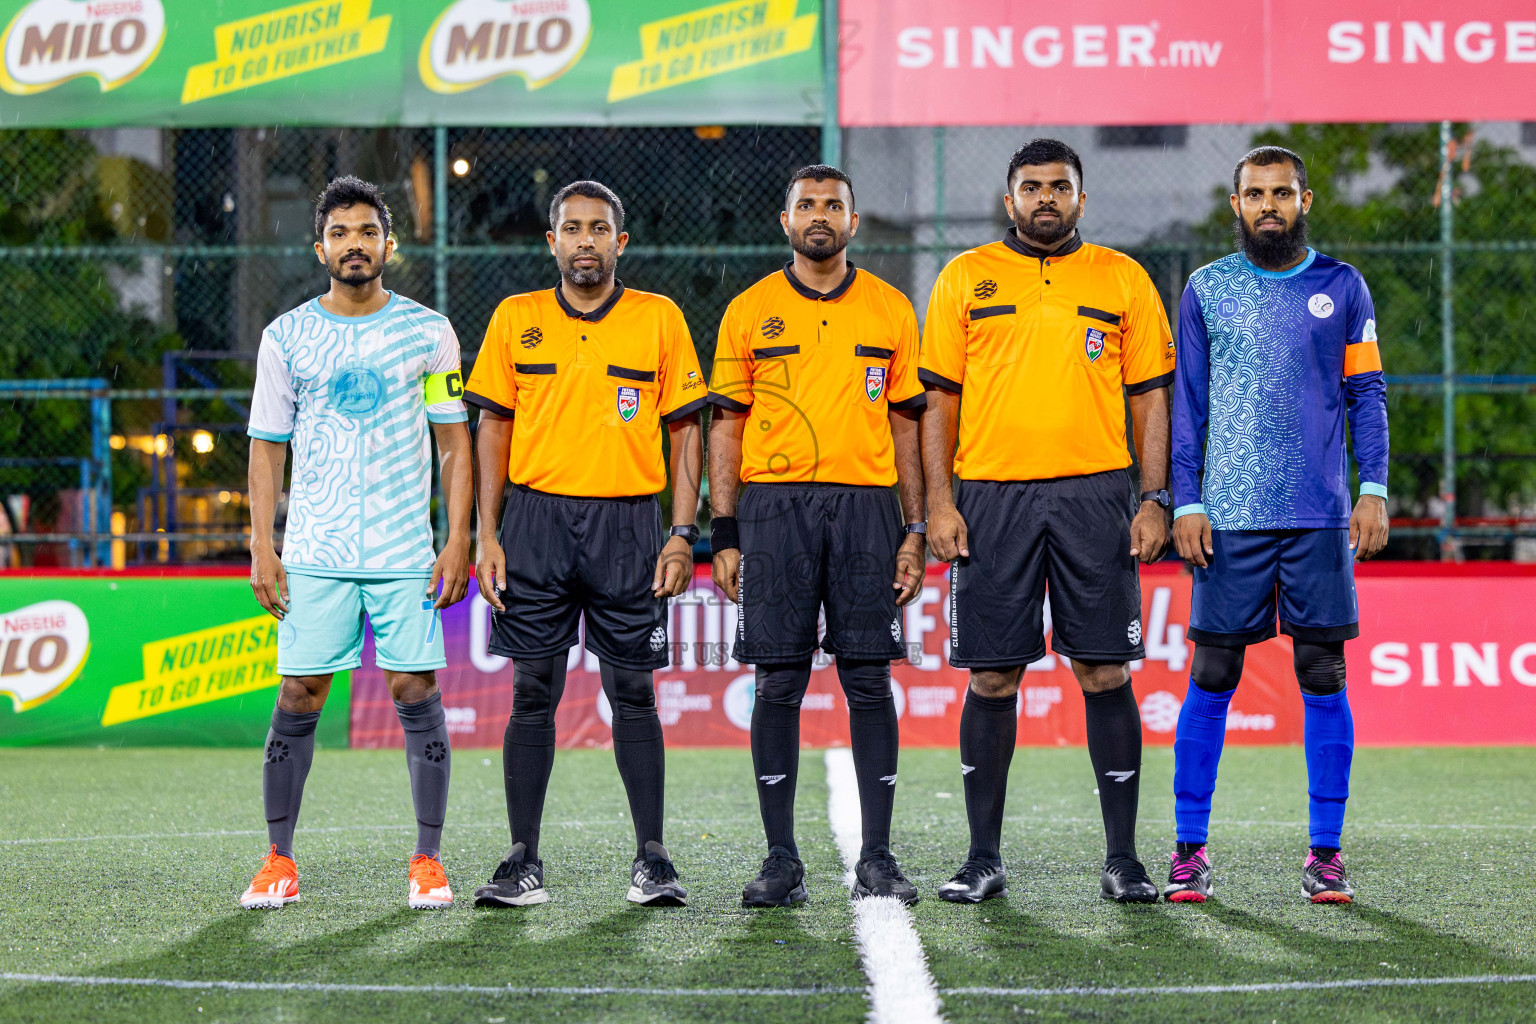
[710, 516, 740, 554]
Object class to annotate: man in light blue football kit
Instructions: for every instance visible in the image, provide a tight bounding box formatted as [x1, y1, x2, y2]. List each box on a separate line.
[242, 177, 474, 910]
[1165, 148, 1389, 905]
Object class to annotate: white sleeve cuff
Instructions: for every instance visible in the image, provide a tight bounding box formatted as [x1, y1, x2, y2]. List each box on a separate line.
[1173, 503, 1206, 521]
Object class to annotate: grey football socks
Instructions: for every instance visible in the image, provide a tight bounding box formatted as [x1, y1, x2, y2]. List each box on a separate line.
[263, 706, 320, 859]
[396, 692, 451, 860]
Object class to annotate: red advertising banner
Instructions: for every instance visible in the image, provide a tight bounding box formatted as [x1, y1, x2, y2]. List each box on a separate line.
[838, 1, 1536, 126]
[349, 564, 1536, 750]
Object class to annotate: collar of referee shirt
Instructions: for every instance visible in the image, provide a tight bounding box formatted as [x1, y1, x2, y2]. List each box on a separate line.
[554, 278, 626, 322]
[1003, 227, 1084, 261]
[782, 261, 857, 301]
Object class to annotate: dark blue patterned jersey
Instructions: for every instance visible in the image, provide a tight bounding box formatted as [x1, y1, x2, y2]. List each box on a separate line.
[1171, 248, 1389, 530]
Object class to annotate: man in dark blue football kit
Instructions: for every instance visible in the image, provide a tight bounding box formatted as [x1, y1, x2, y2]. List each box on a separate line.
[1165, 147, 1389, 905]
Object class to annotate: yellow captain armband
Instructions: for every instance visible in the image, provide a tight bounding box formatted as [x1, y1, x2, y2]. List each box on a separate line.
[423, 370, 463, 405]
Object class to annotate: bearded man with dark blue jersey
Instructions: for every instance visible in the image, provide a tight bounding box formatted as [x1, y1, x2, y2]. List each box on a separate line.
[1164, 147, 1389, 905]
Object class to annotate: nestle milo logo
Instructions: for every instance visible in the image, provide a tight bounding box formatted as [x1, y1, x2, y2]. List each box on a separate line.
[0, 0, 166, 95]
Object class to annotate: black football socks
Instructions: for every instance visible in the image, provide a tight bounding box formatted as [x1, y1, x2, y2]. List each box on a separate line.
[1083, 680, 1143, 862]
[601, 661, 667, 858]
[959, 689, 1017, 863]
[751, 659, 814, 858]
[840, 658, 900, 858]
[396, 691, 452, 860]
[263, 706, 320, 859]
[504, 656, 567, 861]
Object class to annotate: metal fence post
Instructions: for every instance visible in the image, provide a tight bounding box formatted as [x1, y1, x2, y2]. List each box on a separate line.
[1438, 120, 1458, 560]
[933, 126, 946, 252]
[91, 379, 112, 567]
[434, 125, 449, 317]
[820, 0, 840, 168]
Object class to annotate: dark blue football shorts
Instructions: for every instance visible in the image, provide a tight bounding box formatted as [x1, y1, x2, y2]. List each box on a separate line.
[1187, 528, 1359, 648]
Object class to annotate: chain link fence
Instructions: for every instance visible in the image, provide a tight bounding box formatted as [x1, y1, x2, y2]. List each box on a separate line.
[3, 121, 1535, 565]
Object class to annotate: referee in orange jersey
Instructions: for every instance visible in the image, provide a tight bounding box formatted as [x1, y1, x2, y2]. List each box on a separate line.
[708, 165, 927, 908]
[922, 139, 1174, 905]
[465, 181, 706, 910]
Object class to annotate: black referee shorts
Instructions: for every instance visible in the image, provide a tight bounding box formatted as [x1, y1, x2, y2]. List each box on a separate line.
[489, 484, 669, 671]
[950, 470, 1144, 669]
[735, 482, 907, 665]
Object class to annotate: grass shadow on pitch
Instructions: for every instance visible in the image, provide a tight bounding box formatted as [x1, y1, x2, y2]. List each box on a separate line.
[97, 907, 420, 980]
[1201, 901, 1536, 978]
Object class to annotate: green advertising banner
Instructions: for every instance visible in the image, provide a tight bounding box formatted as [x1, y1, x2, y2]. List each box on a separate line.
[0, 0, 824, 127]
[0, 574, 349, 746]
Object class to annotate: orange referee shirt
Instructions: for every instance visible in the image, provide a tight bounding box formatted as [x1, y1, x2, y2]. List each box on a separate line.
[465, 281, 708, 497]
[920, 230, 1174, 482]
[708, 263, 925, 486]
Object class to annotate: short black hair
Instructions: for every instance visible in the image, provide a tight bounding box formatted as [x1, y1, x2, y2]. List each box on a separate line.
[1233, 146, 1308, 193]
[1006, 138, 1084, 191]
[548, 180, 625, 234]
[314, 175, 391, 239]
[784, 164, 855, 210]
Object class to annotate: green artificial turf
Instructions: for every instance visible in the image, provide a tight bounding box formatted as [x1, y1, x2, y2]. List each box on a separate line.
[0, 746, 1532, 1023]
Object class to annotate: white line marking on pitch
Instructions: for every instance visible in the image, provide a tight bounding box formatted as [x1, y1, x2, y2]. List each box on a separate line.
[824, 748, 944, 1024]
[943, 974, 1536, 997]
[4, 971, 1528, 1001]
[0, 973, 861, 997]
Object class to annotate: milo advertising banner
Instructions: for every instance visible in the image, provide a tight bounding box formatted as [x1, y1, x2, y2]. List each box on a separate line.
[0, 0, 824, 126]
[0, 572, 348, 746]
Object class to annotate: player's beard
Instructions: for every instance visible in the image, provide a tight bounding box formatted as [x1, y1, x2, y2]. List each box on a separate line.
[1237, 210, 1309, 270]
[1012, 204, 1079, 247]
[559, 247, 611, 288]
[327, 250, 382, 285]
[789, 224, 849, 263]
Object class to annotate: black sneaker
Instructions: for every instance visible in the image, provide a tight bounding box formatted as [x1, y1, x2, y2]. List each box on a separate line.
[1303, 848, 1355, 904]
[741, 846, 808, 908]
[473, 843, 548, 907]
[853, 848, 919, 906]
[1101, 856, 1158, 903]
[937, 858, 1007, 903]
[1163, 846, 1214, 903]
[627, 841, 688, 907]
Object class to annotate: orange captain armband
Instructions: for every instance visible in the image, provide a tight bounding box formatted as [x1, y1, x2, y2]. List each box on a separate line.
[1343, 341, 1382, 377]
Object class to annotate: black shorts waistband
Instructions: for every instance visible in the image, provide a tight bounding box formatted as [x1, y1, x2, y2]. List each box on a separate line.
[744, 482, 891, 494]
[961, 468, 1131, 487]
[510, 483, 657, 505]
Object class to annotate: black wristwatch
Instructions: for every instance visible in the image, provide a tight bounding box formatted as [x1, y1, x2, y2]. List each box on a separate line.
[669, 524, 701, 545]
[903, 522, 927, 535]
[1140, 489, 1172, 511]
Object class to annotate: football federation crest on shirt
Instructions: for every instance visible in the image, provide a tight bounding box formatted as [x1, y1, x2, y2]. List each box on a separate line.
[616, 386, 640, 422]
[1308, 293, 1336, 318]
[760, 316, 785, 339]
[331, 364, 386, 416]
[1085, 328, 1105, 363]
[865, 366, 886, 401]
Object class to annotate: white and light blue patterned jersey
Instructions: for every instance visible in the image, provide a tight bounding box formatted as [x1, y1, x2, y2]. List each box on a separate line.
[1172, 249, 1389, 531]
[248, 291, 468, 577]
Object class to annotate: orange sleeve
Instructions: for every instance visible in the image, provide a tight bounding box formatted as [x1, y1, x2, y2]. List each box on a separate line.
[464, 299, 518, 418]
[706, 296, 754, 413]
[919, 260, 967, 392]
[1122, 264, 1176, 395]
[887, 291, 926, 410]
[657, 300, 708, 422]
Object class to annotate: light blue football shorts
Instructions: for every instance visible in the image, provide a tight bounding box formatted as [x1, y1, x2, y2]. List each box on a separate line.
[276, 572, 446, 676]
